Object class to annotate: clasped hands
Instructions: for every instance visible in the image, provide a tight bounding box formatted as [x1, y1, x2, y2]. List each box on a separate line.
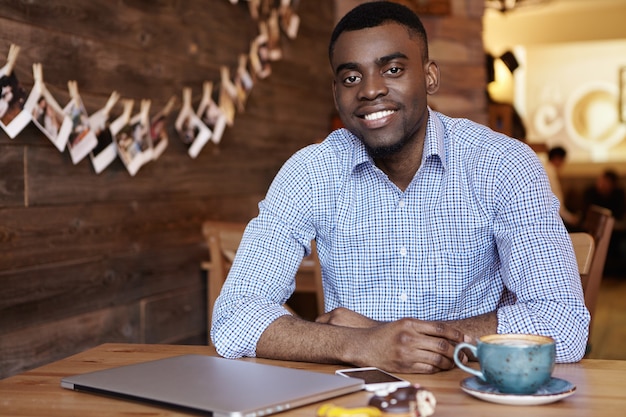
[315, 307, 469, 374]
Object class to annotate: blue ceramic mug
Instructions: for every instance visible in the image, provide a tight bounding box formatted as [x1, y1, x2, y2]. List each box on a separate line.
[453, 334, 556, 395]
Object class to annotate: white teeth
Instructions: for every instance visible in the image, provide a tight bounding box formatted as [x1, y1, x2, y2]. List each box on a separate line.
[364, 110, 395, 121]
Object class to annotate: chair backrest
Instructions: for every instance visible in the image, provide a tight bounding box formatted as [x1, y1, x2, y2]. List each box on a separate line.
[202, 221, 246, 334]
[202, 220, 324, 337]
[569, 232, 595, 276]
[580, 205, 615, 333]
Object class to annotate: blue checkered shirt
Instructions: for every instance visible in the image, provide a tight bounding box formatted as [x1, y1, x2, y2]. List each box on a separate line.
[211, 110, 590, 363]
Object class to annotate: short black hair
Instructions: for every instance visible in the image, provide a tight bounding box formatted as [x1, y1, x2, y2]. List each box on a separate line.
[548, 146, 567, 161]
[329, 1, 429, 62]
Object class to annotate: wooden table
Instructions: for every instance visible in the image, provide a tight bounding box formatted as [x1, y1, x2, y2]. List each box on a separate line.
[1, 343, 625, 416]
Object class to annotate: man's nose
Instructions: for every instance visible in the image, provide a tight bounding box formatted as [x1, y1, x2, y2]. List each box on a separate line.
[357, 75, 388, 100]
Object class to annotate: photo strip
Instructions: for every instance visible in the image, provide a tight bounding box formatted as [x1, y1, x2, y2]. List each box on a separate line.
[176, 87, 212, 159]
[64, 81, 98, 165]
[0, 45, 31, 138]
[88, 91, 120, 174]
[150, 96, 176, 160]
[116, 99, 153, 176]
[197, 81, 227, 145]
[28, 63, 72, 151]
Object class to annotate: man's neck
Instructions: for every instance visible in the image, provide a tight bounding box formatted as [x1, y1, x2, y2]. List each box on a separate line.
[374, 142, 424, 191]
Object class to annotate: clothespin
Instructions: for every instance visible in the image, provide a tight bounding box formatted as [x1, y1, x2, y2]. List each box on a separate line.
[176, 87, 195, 131]
[120, 99, 134, 125]
[32, 63, 44, 89]
[220, 66, 237, 99]
[102, 91, 120, 117]
[219, 68, 236, 126]
[67, 80, 80, 104]
[109, 99, 134, 136]
[161, 95, 176, 116]
[197, 81, 213, 118]
[139, 99, 151, 128]
[257, 20, 270, 45]
[202, 81, 214, 104]
[238, 54, 252, 88]
[279, 0, 300, 39]
[267, 9, 283, 61]
[248, 0, 260, 20]
[0, 44, 20, 77]
[182, 87, 193, 112]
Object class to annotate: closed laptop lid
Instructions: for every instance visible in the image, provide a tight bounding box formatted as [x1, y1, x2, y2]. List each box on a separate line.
[61, 354, 364, 417]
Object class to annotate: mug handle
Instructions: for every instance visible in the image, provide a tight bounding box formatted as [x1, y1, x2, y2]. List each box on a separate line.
[453, 342, 485, 381]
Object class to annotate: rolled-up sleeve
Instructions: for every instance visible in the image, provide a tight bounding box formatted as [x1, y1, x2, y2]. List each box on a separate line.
[493, 147, 590, 363]
[211, 148, 316, 358]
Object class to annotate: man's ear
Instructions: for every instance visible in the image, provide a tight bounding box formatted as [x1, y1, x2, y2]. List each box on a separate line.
[425, 60, 440, 95]
[332, 79, 340, 111]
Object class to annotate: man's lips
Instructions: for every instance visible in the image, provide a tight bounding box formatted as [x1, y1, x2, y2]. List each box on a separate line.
[359, 109, 397, 129]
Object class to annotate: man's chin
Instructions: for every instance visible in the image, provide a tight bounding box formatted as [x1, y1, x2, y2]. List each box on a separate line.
[365, 141, 405, 159]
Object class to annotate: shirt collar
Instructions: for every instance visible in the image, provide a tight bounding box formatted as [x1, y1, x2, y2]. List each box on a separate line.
[424, 108, 447, 170]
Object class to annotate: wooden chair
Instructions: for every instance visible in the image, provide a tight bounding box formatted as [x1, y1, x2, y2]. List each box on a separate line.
[579, 205, 615, 350]
[569, 232, 595, 277]
[201, 220, 324, 337]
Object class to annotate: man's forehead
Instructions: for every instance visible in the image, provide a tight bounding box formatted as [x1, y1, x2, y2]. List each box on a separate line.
[331, 23, 420, 66]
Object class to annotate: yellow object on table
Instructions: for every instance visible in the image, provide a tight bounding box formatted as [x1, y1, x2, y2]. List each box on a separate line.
[317, 404, 382, 417]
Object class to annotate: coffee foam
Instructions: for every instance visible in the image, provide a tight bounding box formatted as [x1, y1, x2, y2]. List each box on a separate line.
[490, 338, 539, 347]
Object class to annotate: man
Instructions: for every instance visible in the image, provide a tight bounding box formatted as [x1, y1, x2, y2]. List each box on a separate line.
[543, 146, 580, 228]
[212, 1, 589, 373]
[583, 169, 625, 221]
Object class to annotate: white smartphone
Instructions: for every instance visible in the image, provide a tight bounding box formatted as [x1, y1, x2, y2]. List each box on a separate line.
[335, 367, 411, 392]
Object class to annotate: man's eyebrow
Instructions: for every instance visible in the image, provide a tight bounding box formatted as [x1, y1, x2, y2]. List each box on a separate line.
[334, 52, 409, 75]
[377, 52, 408, 65]
[334, 62, 359, 75]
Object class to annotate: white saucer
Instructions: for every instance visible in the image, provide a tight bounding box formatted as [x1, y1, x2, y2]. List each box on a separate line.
[460, 376, 576, 406]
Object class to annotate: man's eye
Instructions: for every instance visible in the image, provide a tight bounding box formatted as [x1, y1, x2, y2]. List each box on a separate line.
[386, 66, 402, 75]
[343, 75, 361, 85]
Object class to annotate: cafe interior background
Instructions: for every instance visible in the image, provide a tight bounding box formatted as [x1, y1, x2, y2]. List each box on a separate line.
[1, 0, 625, 380]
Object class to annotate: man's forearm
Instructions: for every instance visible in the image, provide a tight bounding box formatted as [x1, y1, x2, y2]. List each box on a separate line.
[255, 312, 470, 374]
[256, 315, 358, 365]
[446, 311, 498, 343]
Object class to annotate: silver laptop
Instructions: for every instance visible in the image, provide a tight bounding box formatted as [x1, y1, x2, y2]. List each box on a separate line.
[61, 354, 364, 417]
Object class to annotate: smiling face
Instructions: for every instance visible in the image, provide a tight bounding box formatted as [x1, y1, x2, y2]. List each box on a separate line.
[331, 22, 439, 159]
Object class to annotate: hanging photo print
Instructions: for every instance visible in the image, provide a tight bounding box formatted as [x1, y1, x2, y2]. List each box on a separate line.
[250, 22, 272, 80]
[197, 81, 227, 145]
[175, 87, 212, 159]
[267, 8, 283, 61]
[64, 81, 98, 164]
[88, 91, 120, 174]
[116, 99, 153, 176]
[108, 99, 135, 174]
[150, 96, 176, 160]
[28, 63, 72, 151]
[0, 44, 31, 138]
[279, 0, 300, 40]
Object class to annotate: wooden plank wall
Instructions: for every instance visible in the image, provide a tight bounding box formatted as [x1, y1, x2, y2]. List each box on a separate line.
[0, 0, 335, 378]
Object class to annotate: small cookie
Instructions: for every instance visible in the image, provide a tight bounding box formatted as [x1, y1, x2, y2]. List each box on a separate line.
[368, 385, 436, 417]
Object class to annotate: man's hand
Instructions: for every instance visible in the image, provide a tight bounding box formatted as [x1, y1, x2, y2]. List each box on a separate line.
[256, 309, 486, 375]
[345, 317, 467, 374]
[317, 308, 467, 374]
[316, 307, 379, 328]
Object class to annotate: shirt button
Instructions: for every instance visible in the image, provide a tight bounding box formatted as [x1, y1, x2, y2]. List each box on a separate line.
[399, 292, 408, 302]
[398, 199, 405, 208]
[400, 246, 407, 256]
